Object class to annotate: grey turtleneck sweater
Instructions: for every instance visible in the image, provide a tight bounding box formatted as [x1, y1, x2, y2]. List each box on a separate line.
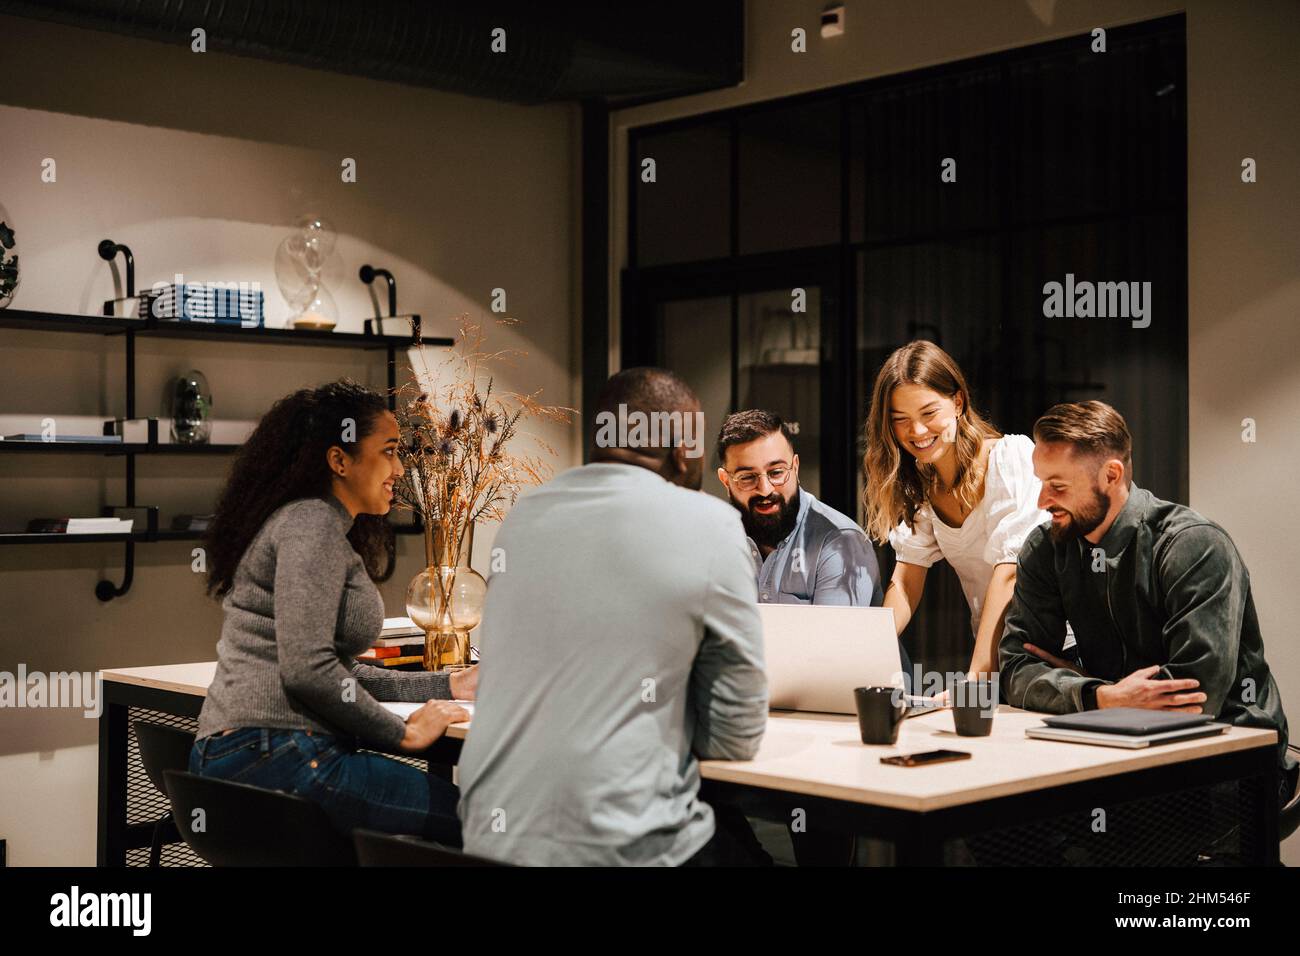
[196, 492, 451, 749]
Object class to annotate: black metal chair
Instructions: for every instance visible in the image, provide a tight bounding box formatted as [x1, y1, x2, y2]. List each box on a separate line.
[353, 828, 510, 867]
[1281, 745, 1300, 842]
[131, 721, 196, 867]
[162, 770, 357, 866]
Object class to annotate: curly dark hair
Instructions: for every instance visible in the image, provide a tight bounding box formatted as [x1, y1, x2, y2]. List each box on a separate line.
[203, 379, 396, 598]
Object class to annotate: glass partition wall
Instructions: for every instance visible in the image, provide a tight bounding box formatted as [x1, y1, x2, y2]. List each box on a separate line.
[623, 16, 1187, 674]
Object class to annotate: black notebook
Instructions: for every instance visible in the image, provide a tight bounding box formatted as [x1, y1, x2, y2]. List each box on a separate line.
[1042, 708, 1215, 736]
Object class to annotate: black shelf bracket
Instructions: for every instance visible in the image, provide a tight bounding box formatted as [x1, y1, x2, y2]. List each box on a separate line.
[359, 264, 422, 339]
[95, 539, 135, 602]
[360, 264, 425, 413]
[359, 264, 396, 335]
[98, 239, 135, 299]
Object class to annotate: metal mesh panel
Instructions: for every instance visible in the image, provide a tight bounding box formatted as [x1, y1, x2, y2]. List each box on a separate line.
[126, 708, 198, 826]
[125, 841, 206, 868]
[126, 708, 204, 867]
[944, 777, 1263, 866]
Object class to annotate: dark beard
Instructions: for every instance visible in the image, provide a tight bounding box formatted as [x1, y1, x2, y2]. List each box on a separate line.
[732, 487, 801, 550]
[1047, 486, 1110, 543]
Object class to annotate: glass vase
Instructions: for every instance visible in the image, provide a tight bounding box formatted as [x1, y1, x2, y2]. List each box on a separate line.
[169, 369, 213, 444]
[405, 521, 485, 672]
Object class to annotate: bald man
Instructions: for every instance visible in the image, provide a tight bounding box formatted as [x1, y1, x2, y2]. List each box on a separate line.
[457, 368, 770, 866]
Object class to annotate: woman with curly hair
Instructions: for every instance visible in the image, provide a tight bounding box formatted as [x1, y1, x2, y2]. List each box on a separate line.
[862, 342, 1050, 678]
[190, 379, 476, 844]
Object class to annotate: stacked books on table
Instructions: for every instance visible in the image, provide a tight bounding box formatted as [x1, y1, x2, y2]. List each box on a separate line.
[26, 516, 134, 534]
[1025, 708, 1228, 748]
[356, 617, 426, 667]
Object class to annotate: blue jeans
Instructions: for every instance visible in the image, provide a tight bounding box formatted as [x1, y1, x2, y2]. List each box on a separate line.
[188, 728, 461, 846]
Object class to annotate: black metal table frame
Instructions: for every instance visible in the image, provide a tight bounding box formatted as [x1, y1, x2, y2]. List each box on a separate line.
[701, 746, 1280, 866]
[99, 679, 1280, 867]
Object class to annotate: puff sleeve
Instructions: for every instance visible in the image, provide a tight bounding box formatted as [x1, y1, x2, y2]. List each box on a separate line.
[982, 434, 1050, 567]
[888, 506, 943, 568]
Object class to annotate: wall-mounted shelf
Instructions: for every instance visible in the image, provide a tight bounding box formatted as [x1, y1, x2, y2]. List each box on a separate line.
[0, 309, 450, 351]
[0, 522, 424, 545]
[1, 262, 445, 600]
[0, 440, 243, 455]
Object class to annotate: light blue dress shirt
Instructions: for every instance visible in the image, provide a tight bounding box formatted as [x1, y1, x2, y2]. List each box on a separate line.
[747, 489, 884, 607]
[747, 488, 911, 689]
[457, 463, 768, 866]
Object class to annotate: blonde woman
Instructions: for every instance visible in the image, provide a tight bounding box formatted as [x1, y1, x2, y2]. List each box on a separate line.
[863, 341, 1049, 678]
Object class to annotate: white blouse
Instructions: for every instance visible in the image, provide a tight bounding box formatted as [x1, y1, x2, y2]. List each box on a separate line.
[888, 434, 1049, 638]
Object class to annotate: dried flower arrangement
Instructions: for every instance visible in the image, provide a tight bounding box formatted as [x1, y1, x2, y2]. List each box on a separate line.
[391, 315, 573, 571]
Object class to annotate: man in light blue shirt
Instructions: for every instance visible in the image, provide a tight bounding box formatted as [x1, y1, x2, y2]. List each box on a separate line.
[716, 409, 885, 608]
[458, 369, 769, 866]
[716, 409, 903, 865]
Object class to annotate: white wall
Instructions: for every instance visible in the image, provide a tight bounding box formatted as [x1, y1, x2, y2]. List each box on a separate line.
[609, 0, 1300, 862]
[0, 15, 581, 865]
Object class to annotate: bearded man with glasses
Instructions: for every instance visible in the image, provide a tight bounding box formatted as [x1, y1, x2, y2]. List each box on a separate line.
[716, 409, 886, 610]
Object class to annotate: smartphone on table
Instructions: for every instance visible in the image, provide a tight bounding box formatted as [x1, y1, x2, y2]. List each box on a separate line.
[881, 749, 971, 767]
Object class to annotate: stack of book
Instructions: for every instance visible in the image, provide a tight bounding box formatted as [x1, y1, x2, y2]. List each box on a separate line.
[356, 617, 425, 668]
[142, 282, 265, 327]
[26, 516, 134, 534]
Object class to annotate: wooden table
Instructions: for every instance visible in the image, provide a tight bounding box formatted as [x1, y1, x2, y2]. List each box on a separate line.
[98, 662, 1280, 866]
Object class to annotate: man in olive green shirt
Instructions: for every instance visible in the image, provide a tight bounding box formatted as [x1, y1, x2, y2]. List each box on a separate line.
[1000, 402, 1295, 799]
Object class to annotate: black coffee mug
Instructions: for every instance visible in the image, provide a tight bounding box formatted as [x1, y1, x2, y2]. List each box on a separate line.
[854, 685, 908, 745]
[951, 677, 996, 737]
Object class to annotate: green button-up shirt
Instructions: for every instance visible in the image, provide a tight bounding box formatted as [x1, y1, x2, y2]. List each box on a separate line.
[999, 484, 1293, 772]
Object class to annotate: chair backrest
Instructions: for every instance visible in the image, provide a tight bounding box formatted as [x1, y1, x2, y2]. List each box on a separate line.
[132, 721, 196, 796]
[1281, 746, 1300, 842]
[163, 770, 356, 866]
[353, 828, 510, 867]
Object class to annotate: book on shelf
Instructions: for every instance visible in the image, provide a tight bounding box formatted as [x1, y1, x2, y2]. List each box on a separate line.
[1, 433, 123, 444]
[103, 284, 266, 326]
[103, 418, 159, 443]
[142, 283, 265, 327]
[105, 505, 158, 535]
[171, 514, 214, 532]
[25, 517, 134, 534]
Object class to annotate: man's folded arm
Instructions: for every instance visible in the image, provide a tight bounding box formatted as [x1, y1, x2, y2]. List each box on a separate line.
[999, 533, 1103, 713]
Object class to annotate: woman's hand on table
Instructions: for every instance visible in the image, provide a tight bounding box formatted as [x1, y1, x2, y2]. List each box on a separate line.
[449, 664, 478, 700]
[398, 700, 471, 752]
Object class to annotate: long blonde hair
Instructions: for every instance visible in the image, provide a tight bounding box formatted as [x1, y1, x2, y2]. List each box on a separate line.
[862, 341, 1001, 543]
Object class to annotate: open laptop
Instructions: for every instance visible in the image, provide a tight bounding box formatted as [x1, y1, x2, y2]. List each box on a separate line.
[759, 604, 944, 717]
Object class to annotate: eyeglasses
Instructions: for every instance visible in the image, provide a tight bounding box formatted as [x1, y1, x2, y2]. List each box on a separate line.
[727, 466, 793, 493]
